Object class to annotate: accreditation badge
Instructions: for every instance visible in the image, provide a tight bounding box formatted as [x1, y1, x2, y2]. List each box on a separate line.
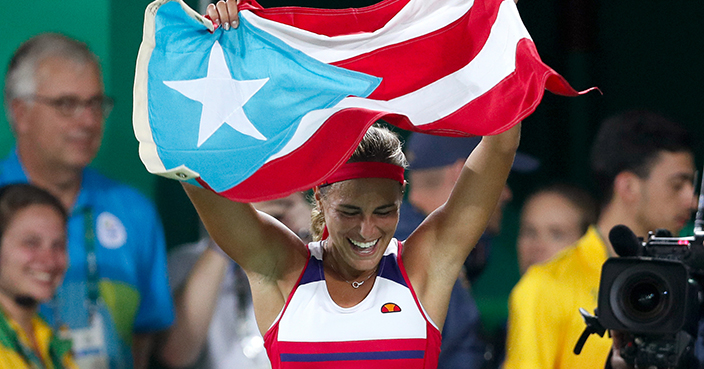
[71, 313, 109, 369]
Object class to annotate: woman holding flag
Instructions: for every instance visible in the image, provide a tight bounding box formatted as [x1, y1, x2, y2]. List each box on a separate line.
[127, 0, 594, 364]
[185, 83, 518, 369]
[177, 3, 521, 369]
[185, 123, 520, 368]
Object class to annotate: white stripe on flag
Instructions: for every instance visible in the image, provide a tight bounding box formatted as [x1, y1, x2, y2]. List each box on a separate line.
[135, 0, 206, 179]
[240, 0, 475, 64]
[268, 0, 527, 163]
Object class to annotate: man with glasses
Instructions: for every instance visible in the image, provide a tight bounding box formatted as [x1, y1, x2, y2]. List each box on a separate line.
[1, 33, 174, 369]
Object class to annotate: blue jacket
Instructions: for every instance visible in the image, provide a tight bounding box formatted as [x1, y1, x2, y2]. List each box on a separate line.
[0, 150, 174, 369]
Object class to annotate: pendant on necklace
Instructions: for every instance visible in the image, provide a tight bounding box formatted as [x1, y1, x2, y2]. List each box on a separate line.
[349, 271, 374, 288]
[324, 241, 376, 289]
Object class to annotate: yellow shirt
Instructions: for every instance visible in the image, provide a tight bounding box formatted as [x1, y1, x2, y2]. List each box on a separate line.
[0, 313, 77, 369]
[504, 226, 612, 369]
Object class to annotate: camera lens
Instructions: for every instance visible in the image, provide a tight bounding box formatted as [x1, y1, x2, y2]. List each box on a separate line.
[627, 281, 662, 313]
[620, 274, 669, 323]
[601, 258, 690, 333]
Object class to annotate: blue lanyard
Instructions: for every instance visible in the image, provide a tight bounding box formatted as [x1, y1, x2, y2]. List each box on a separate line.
[50, 206, 101, 326]
[82, 207, 101, 314]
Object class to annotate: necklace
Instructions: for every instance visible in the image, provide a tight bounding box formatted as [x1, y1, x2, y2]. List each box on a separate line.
[323, 240, 378, 289]
[348, 271, 376, 289]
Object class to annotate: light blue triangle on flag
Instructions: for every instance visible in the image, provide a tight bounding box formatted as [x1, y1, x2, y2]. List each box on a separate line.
[147, 1, 381, 192]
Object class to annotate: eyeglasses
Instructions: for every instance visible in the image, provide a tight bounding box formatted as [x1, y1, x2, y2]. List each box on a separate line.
[26, 95, 114, 118]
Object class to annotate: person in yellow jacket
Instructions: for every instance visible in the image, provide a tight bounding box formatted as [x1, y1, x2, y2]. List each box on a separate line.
[0, 184, 77, 369]
[504, 111, 697, 369]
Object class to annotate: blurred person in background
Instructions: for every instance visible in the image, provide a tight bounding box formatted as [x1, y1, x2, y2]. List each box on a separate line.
[157, 192, 312, 369]
[397, 133, 538, 369]
[2, 33, 173, 369]
[516, 183, 598, 274]
[0, 183, 76, 369]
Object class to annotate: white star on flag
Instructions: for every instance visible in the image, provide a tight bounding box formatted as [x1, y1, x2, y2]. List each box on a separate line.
[164, 41, 269, 147]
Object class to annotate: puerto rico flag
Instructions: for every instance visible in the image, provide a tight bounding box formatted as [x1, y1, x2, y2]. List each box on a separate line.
[133, 0, 591, 202]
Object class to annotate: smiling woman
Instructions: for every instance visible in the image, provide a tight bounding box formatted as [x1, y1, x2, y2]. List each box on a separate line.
[309, 129, 407, 299]
[184, 117, 521, 369]
[181, 3, 520, 367]
[0, 184, 77, 369]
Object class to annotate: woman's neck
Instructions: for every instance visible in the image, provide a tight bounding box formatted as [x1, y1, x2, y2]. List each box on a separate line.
[322, 250, 378, 308]
[0, 293, 36, 341]
[322, 242, 379, 290]
[323, 241, 368, 281]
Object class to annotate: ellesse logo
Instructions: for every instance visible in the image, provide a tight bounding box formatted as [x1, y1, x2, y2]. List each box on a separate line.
[381, 302, 402, 313]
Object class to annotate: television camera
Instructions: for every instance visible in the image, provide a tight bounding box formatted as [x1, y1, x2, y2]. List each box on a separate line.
[574, 180, 704, 369]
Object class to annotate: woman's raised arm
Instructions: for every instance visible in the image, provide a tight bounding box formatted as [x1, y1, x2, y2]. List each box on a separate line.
[182, 184, 307, 286]
[403, 124, 521, 323]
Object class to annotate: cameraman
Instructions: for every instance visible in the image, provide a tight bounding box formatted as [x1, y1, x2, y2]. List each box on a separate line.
[504, 110, 697, 369]
[603, 122, 704, 367]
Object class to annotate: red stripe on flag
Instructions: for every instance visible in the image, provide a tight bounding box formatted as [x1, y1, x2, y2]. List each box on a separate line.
[217, 108, 383, 202]
[209, 0, 596, 202]
[333, 0, 499, 100]
[242, 0, 502, 100]
[220, 39, 591, 201]
[386, 39, 591, 136]
[239, 0, 409, 37]
[240, 0, 587, 104]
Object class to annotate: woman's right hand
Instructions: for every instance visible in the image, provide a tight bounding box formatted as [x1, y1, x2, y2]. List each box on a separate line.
[206, 0, 240, 30]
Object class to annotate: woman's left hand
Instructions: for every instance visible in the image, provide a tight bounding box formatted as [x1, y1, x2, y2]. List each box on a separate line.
[206, 0, 240, 30]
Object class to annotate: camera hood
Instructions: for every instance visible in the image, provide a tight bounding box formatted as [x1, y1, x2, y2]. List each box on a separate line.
[597, 257, 697, 335]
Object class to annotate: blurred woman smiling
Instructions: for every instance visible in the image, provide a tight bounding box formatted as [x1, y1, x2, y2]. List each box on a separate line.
[517, 183, 598, 274]
[0, 184, 76, 369]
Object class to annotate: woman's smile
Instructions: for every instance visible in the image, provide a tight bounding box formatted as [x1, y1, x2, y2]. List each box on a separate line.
[317, 177, 403, 274]
[348, 238, 381, 258]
